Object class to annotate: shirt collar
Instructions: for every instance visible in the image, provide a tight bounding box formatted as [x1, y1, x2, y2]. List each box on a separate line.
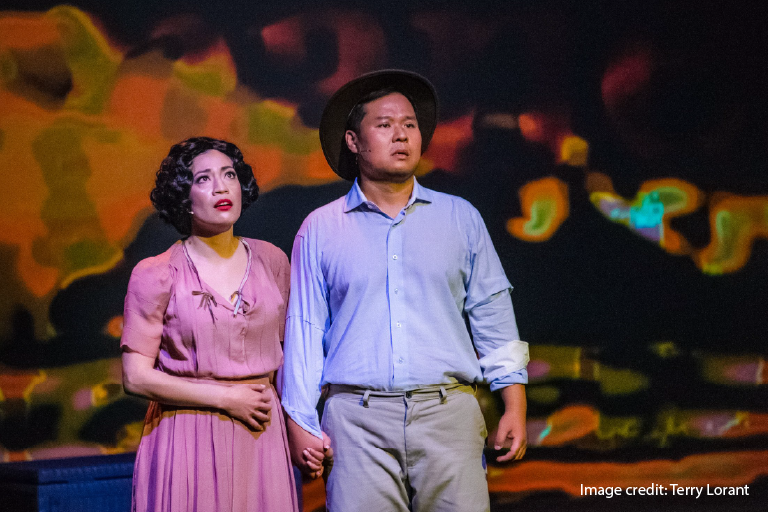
[343, 177, 434, 213]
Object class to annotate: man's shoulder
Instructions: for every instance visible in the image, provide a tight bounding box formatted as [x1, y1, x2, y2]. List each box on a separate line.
[420, 185, 481, 217]
[296, 195, 348, 236]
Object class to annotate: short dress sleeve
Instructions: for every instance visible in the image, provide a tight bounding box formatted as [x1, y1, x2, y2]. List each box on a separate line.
[121, 257, 173, 358]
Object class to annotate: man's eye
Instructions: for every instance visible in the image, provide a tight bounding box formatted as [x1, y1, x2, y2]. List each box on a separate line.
[378, 123, 390, 128]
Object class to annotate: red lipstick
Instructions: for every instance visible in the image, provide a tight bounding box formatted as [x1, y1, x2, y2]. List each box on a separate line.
[214, 199, 233, 211]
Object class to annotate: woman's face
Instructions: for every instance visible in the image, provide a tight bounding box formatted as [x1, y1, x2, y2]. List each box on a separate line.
[188, 149, 242, 234]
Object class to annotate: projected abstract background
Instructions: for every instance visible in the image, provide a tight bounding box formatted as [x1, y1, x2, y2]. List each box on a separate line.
[0, 1, 766, 510]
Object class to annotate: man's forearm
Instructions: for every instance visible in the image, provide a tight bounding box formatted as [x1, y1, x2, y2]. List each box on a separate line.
[493, 383, 528, 461]
[500, 383, 526, 416]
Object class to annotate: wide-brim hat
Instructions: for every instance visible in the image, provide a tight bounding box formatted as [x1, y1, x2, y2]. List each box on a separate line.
[319, 69, 438, 181]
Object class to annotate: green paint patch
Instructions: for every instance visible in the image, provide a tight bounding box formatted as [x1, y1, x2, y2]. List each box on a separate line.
[64, 239, 117, 271]
[32, 119, 119, 274]
[649, 341, 680, 359]
[48, 6, 121, 115]
[527, 385, 561, 404]
[599, 366, 649, 395]
[524, 199, 556, 235]
[174, 61, 235, 97]
[246, 102, 319, 154]
[597, 416, 641, 441]
[0, 50, 18, 82]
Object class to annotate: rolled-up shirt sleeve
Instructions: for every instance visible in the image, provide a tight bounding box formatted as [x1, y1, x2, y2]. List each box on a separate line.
[465, 208, 529, 390]
[282, 221, 329, 439]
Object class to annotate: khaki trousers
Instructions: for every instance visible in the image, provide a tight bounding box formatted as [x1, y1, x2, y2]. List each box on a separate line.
[322, 383, 490, 512]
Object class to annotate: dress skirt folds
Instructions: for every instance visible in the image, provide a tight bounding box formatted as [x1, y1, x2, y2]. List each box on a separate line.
[121, 238, 298, 512]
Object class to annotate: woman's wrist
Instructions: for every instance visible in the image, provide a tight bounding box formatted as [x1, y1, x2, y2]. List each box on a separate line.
[213, 385, 229, 412]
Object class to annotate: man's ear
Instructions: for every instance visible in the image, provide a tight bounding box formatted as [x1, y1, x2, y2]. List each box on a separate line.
[345, 130, 359, 154]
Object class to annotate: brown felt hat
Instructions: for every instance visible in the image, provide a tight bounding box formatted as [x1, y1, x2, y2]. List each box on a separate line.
[319, 69, 438, 181]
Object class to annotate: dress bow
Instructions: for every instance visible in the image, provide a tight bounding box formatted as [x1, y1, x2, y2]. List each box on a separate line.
[230, 290, 250, 317]
[192, 290, 217, 321]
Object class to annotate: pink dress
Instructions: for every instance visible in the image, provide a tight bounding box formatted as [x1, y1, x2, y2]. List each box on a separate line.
[121, 238, 299, 512]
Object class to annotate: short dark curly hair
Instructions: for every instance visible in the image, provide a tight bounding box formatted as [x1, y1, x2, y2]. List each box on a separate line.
[150, 137, 259, 236]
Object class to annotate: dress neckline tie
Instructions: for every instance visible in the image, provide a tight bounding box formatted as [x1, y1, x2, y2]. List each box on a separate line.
[182, 237, 253, 322]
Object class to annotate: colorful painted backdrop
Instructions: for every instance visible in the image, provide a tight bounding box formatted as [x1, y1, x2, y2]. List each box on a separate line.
[1, 1, 766, 510]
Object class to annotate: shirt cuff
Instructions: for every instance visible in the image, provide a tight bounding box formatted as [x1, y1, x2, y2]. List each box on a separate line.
[479, 340, 529, 388]
[283, 405, 323, 439]
[489, 368, 528, 391]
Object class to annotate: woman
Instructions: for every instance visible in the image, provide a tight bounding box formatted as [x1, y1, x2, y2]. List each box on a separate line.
[121, 137, 314, 511]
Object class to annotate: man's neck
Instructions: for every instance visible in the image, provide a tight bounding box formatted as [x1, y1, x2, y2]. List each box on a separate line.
[358, 176, 415, 218]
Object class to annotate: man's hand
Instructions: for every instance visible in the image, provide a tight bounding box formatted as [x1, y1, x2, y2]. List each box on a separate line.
[494, 383, 527, 462]
[286, 415, 332, 479]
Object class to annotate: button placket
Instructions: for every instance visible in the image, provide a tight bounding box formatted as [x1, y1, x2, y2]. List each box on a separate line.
[388, 214, 407, 385]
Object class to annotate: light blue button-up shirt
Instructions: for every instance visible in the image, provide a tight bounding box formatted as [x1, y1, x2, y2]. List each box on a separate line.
[282, 178, 529, 437]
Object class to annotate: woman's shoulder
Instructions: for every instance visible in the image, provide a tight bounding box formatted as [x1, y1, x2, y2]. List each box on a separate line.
[242, 237, 289, 268]
[130, 241, 183, 284]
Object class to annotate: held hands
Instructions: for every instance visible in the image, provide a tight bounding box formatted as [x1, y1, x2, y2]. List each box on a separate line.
[302, 431, 333, 480]
[286, 417, 333, 479]
[220, 384, 273, 432]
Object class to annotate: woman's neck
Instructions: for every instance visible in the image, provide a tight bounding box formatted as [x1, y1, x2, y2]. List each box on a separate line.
[186, 228, 239, 260]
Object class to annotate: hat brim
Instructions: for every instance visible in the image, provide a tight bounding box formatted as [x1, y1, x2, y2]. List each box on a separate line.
[319, 69, 438, 181]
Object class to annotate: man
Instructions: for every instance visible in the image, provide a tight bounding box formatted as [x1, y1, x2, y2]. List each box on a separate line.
[282, 70, 529, 511]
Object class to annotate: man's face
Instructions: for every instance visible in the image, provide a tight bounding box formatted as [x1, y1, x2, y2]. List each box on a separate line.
[345, 92, 423, 183]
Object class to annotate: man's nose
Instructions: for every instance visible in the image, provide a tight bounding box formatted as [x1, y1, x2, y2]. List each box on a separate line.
[393, 124, 408, 141]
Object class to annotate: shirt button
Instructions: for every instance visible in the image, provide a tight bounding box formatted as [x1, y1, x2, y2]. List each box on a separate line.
[394, 288, 399, 294]
[397, 322, 401, 328]
[392, 255, 398, 260]
[398, 357, 404, 364]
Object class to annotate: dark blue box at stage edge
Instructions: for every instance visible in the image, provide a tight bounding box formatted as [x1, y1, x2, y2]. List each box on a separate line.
[0, 453, 135, 512]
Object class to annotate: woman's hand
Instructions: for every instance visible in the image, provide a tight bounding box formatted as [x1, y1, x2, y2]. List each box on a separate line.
[220, 384, 273, 431]
[122, 350, 275, 432]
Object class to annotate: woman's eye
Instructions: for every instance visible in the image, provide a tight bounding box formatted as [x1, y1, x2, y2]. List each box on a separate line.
[226, 171, 237, 179]
[196, 176, 209, 183]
